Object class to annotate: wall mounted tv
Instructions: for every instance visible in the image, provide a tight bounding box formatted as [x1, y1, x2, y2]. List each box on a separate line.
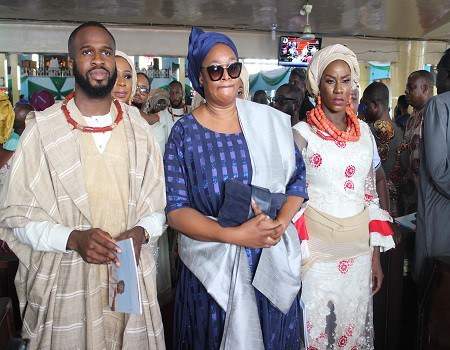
[278, 36, 322, 67]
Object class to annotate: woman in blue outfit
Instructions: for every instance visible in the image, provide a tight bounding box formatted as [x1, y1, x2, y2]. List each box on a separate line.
[164, 27, 308, 350]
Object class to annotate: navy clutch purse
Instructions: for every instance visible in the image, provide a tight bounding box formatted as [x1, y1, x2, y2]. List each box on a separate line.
[217, 179, 286, 227]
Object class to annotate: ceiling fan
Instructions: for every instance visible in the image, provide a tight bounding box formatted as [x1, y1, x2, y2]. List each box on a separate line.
[300, 1, 315, 40]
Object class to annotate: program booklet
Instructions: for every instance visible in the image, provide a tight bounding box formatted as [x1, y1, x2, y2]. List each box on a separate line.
[109, 238, 142, 314]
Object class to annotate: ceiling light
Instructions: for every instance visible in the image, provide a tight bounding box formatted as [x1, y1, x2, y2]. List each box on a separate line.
[271, 24, 277, 41]
[300, 2, 315, 40]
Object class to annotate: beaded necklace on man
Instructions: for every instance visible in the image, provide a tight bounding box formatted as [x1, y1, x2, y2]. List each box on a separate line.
[61, 92, 123, 133]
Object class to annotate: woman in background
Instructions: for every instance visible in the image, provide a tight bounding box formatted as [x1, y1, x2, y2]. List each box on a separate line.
[112, 50, 137, 104]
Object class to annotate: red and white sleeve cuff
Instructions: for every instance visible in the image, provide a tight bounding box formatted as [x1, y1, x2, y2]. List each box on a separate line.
[368, 205, 395, 252]
[292, 207, 311, 259]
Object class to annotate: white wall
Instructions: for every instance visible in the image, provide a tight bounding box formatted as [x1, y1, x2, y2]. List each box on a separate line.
[0, 21, 448, 64]
[0, 21, 278, 58]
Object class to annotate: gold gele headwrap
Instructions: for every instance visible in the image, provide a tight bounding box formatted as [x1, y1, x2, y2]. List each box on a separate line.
[0, 93, 14, 143]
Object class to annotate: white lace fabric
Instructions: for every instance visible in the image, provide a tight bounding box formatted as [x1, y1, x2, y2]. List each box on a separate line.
[292, 120, 392, 349]
[302, 254, 374, 350]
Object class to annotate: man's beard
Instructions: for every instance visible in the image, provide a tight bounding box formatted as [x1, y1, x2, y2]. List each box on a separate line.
[171, 99, 183, 109]
[132, 100, 143, 109]
[73, 62, 117, 98]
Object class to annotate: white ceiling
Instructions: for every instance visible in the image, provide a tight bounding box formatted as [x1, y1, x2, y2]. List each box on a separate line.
[0, 0, 450, 41]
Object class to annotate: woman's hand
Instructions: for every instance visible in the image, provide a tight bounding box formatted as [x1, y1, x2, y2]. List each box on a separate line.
[232, 201, 285, 248]
[371, 248, 384, 295]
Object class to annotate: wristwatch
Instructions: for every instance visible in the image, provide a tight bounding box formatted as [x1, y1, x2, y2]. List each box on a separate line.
[142, 228, 150, 244]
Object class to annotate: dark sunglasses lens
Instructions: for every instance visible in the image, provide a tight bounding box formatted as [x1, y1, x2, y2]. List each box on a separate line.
[227, 62, 242, 79]
[275, 96, 296, 104]
[274, 97, 284, 104]
[207, 65, 224, 81]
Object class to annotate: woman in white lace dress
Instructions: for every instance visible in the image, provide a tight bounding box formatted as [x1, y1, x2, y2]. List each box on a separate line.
[292, 45, 395, 349]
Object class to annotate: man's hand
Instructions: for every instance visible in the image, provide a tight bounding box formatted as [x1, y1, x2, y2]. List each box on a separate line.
[140, 111, 160, 125]
[115, 227, 146, 266]
[67, 228, 120, 265]
[392, 223, 403, 246]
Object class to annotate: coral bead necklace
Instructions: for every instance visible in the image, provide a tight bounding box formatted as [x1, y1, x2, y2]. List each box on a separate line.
[307, 96, 360, 142]
[61, 92, 123, 133]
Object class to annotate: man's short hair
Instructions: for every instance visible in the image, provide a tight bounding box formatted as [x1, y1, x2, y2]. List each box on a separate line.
[397, 94, 408, 109]
[68, 21, 115, 58]
[14, 103, 34, 113]
[409, 70, 434, 87]
[169, 80, 182, 89]
[438, 49, 450, 70]
[253, 90, 267, 98]
[137, 72, 152, 88]
[290, 68, 307, 81]
[276, 83, 303, 103]
[364, 81, 389, 109]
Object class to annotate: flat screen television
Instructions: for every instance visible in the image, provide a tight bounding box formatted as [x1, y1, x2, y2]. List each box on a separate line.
[278, 36, 322, 67]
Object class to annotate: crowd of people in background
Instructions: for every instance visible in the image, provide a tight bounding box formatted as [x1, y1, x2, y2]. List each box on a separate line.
[0, 20, 449, 350]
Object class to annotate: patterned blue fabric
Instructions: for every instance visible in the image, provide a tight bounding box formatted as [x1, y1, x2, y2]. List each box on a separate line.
[164, 114, 307, 350]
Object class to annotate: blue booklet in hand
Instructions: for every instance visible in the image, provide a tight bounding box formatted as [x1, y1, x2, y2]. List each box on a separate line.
[109, 238, 142, 314]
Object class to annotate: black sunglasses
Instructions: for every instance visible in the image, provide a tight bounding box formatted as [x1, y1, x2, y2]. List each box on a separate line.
[273, 96, 298, 104]
[202, 62, 242, 81]
[137, 86, 150, 94]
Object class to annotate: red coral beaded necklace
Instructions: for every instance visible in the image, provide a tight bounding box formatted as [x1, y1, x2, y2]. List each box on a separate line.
[307, 95, 360, 142]
[61, 92, 123, 133]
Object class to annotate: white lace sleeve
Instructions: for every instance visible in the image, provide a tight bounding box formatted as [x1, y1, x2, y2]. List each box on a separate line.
[364, 154, 395, 252]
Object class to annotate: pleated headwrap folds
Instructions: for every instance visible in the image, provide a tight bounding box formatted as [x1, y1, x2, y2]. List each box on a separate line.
[0, 93, 14, 143]
[306, 44, 360, 97]
[187, 27, 239, 98]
